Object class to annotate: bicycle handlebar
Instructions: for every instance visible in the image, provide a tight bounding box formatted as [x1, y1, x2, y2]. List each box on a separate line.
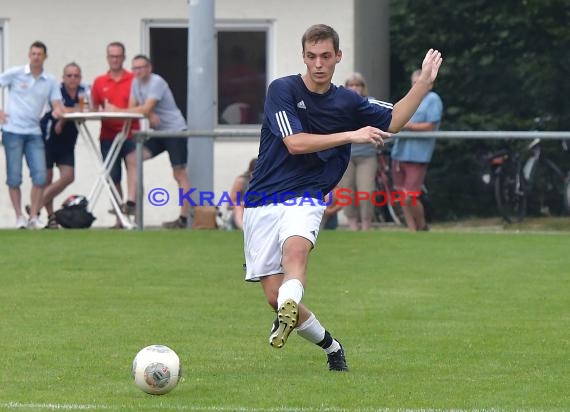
[527, 138, 541, 150]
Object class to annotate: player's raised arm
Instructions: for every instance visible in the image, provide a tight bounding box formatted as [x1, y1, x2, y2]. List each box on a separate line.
[388, 49, 443, 133]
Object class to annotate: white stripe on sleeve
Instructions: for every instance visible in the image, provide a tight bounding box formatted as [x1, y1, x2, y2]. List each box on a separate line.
[368, 98, 393, 109]
[275, 112, 285, 136]
[276, 111, 293, 137]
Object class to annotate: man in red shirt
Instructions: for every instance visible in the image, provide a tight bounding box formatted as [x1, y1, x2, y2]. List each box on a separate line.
[91, 41, 139, 228]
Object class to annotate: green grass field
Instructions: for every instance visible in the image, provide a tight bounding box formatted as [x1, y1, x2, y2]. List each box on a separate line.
[0, 229, 568, 411]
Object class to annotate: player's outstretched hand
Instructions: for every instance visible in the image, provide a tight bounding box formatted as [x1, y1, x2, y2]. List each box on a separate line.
[350, 126, 391, 147]
[420, 49, 443, 84]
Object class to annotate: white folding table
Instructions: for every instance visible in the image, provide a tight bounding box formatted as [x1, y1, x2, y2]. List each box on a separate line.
[63, 112, 145, 229]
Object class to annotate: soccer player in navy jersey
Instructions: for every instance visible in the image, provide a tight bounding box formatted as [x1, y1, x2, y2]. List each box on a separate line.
[242, 24, 442, 371]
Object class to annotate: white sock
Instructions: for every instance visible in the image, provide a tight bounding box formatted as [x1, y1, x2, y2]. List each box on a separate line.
[296, 313, 325, 343]
[324, 339, 341, 354]
[296, 313, 341, 354]
[277, 279, 304, 308]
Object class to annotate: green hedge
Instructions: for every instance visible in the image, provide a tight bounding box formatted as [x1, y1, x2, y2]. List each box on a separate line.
[390, 0, 570, 220]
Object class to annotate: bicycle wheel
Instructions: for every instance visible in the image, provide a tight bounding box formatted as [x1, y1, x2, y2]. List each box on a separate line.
[373, 191, 390, 223]
[528, 158, 566, 217]
[373, 165, 389, 223]
[386, 191, 405, 226]
[562, 174, 570, 215]
[494, 163, 527, 223]
[374, 153, 403, 225]
[374, 178, 404, 225]
[419, 184, 432, 222]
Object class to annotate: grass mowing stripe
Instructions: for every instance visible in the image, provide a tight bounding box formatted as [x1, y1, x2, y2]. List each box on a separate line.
[0, 402, 108, 410]
[0, 403, 532, 411]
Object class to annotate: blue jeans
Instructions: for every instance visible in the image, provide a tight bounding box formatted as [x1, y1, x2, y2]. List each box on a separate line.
[2, 131, 47, 187]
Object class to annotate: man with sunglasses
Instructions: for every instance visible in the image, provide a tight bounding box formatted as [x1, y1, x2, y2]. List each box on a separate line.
[37, 62, 87, 228]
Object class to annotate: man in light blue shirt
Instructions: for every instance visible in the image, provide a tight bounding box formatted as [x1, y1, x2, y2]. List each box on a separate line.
[391, 69, 443, 231]
[0, 41, 64, 229]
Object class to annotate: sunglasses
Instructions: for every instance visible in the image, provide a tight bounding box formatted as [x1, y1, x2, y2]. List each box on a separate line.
[65, 74, 81, 78]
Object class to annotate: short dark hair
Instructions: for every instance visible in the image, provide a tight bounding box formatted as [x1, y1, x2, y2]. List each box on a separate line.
[30, 41, 47, 54]
[301, 24, 339, 53]
[132, 54, 152, 65]
[107, 41, 126, 56]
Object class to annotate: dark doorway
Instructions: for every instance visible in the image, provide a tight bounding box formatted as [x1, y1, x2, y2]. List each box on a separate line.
[149, 27, 188, 119]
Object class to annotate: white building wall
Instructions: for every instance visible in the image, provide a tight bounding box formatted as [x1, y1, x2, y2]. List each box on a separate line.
[0, 0, 356, 228]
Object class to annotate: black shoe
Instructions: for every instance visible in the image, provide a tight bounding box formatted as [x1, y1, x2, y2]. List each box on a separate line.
[162, 217, 187, 229]
[122, 202, 136, 216]
[269, 299, 298, 349]
[327, 344, 348, 372]
[45, 214, 59, 229]
[108, 202, 136, 216]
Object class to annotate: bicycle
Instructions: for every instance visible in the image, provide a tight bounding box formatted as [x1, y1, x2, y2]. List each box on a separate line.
[374, 145, 431, 226]
[482, 137, 570, 223]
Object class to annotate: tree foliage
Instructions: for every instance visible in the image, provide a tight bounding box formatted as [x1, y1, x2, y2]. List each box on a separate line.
[389, 0, 570, 220]
[390, 0, 570, 131]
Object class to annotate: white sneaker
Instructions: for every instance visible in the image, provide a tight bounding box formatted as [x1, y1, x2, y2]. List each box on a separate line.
[16, 215, 28, 229]
[27, 217, 45, 230]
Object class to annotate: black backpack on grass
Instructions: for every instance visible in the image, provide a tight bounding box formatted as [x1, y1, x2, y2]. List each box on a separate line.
[55, 195, 96, 229]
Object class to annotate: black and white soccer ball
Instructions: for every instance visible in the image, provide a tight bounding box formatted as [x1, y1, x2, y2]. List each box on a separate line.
[131, 345, 181, 395]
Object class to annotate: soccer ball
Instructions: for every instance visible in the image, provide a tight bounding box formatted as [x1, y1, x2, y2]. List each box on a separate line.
[131, 344, 182, 395]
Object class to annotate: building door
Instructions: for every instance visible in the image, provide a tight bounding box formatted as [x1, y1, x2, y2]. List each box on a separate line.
[149, 27, 188, 119]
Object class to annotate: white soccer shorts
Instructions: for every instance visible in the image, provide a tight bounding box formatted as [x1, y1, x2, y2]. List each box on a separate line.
[243, 199, 325, 281]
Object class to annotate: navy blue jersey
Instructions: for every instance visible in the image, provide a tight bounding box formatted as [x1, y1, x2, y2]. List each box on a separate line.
[246, 74, 392, 207]
[41, 84, 83, 149]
